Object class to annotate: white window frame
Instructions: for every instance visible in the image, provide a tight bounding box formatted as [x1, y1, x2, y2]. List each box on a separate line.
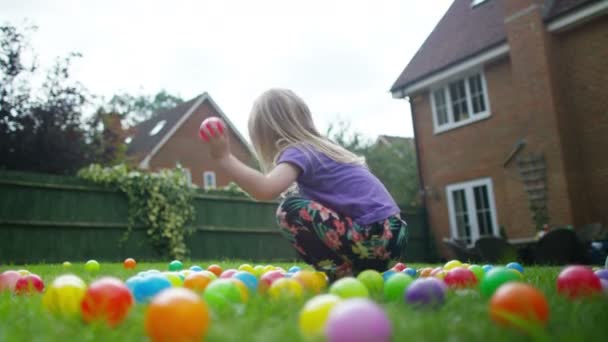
[471, 0, 489, 7]
[203, 171, 216, 190]
[430, 70, 491, 134]
[182, 168, 192, 186]
[446, 177, 499, 246]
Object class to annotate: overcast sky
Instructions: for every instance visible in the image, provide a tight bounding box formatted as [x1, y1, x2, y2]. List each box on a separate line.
[0, 0, 452, 140]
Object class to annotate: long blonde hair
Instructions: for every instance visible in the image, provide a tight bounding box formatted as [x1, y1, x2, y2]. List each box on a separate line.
[248, 88, 365, 172]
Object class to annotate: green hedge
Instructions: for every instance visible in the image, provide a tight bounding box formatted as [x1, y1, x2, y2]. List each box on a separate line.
[0, 170, 435, 264]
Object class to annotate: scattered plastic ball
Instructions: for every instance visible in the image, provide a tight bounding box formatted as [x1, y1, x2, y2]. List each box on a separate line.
[62, 261, 72, 268]
[0, 270, 21, 292]
[42, 274, 87, 316]
[594, 269, 608, 281]
[233, 271, 259, 294]
[132, 274, 172, 303]
[506, 262, 524, 274]
[444, 260, 462, 271]
[430, 267, 446, 280]
[81, 277, 133, 327]
[16, 269, 30, 276]
[203, 279, 243, 313]
[164, 272, 183, 287]
[292, 270, 324, 294]
[230, 278, 249, 303]
[253, 265, 265, 277]
[262, 265, 276, 274]
[418, 267, 434, 278]
[207, 264, 223, 277]
[329, 277, 369, 299]
[183, 272, 214, 293]
[468, 265, 485, 281]
[200, 270, 217, 280]
[384, 273, 413, 302]
[123, 258, 136, 270]
[220, 269, 238, 279]
[268, 278, 303, 300]
[480, 267, 521, 298]
[299, 294, 341, 339]
[189, 265, 203, 272]
[15, 274, 45, 295]
[600, 279, 608, 295]
[288, 266, 301, 273]
[405, 278, 446, 308]
[382, 270, 397, 281]
[325, 298, 391, 342]
[392, 262, 407, 272]
[84, 260, 100, 273]
[145, 288, 210, 342]
[489, 282, 549, 329]
[402, 267, 417, 278]
[482, 264, 494, 273]
[259, 270, 285, 293]
[444, 267, 478, 289]
[357, 270, 384, 296]
[557, 265, 601, 299]
[168, 260, 183, 271]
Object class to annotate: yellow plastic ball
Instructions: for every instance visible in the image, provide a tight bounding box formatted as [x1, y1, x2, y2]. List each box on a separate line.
[267, 278, 303, 300]
[253, 265, 265, 278]
[298, 294, 341, 339]
[262, 265, 276, 274]
[42, 274, 87, 316]
[230, 279, 249, 303]
[315, 272, 328, 290]
[164, 272, 184, 287]
[238, 264, 254, 273]
[293, 271, 324, 294]
[444, 260, 462, 271]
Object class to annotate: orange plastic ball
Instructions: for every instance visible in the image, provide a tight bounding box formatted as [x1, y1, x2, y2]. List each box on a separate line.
[81, 277, 133, 327]
[145, 288, 210, 342]
[183, 272, 213, 293]
[207, 264, 223, 277]
[489, 282, 549, 329]
[123, 258, 137, 270]
[419, 268, 434, 278]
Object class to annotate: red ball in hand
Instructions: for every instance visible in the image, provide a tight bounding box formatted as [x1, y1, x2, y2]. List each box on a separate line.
[199, 117, 225, 142]
[557, 265, 601, 299]
[81, 277, 134, 326]
[14, 274, 45, 295]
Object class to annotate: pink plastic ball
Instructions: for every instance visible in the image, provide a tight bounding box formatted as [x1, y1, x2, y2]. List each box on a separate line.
[325, 298, 391, 342]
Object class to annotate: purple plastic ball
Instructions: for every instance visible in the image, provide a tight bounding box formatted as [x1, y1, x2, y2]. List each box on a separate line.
[325, 298, 392, 342]
[405, 278, 446, 308]
[595, 269, 608, 281]
[601, 279, 608, 294]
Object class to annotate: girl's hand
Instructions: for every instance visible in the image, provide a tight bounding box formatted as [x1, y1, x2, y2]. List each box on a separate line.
[199, 118, 230, 160]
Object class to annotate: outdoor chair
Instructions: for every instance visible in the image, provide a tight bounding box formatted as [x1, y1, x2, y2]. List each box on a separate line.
[442, 238, 482, 263]
[474, 236, 518, 263]
[534, 228, 587, 265]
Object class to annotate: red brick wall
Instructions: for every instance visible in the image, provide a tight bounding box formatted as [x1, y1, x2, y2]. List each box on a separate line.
[149, 100, 255, 188]
[553, 16, 608, 228]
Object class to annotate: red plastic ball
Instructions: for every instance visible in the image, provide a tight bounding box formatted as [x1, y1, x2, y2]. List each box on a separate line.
[444, 267, 478, 289]
[557, 265, 601, 299]
[392, 262, 407, 272]
[123, 258, 137, 270]
[219, 269, 238, 279]
[81, 277, 134, 327]
[207, 264, 223, 277]
[14, 274, 45, 295]
[199, 117, 225, 142]
[490, 282, 549, 329]
[259, 270, 285, 293]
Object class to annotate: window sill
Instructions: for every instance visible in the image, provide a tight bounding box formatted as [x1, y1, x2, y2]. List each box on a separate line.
[433, 112, 491, 135]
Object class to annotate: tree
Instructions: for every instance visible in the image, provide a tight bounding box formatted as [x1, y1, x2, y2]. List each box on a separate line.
[102, 90, 184, 126]
[326, 121, 420, 207]
[0, 24, 94, 174]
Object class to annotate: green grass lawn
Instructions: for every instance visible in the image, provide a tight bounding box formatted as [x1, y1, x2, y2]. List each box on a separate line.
[1, 261, 607, 341]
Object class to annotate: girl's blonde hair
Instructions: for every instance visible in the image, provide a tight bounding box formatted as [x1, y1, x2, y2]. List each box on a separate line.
[248, 88, 365, 172]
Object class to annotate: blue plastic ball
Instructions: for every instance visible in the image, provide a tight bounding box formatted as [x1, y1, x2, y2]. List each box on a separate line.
[383, 270, 397, 281]
[402, 268, 417, 278]
[190, 265, 203, 272]
[133, 274, 171, 303]
[288, 266, 301, 273]
[125, 275, 144, 293]
[482, 265, 494, 273]
[233, 271, 259, 293]
[506, 262, 524, 274]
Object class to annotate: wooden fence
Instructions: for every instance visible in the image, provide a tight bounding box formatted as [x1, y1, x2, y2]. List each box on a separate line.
[0, 170, 436, 264]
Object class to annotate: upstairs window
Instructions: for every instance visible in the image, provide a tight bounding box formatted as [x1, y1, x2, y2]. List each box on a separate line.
[471, 0, 489, 7]
[203, 171, 216, 190]
[430, 71, 490, 134]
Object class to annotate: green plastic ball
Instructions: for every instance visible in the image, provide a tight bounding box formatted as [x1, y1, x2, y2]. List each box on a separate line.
[480, 267, 521, 298]
[84, 260, 100, 273]
[329, 277, 369, 299]
[203, 279, 243, 313]
[356, 270, 384, 296]
[62, 261, 71, 268]
[468, 265, 485, 281]
[168, 260, 183, 271]
[383, 273, 413, 301]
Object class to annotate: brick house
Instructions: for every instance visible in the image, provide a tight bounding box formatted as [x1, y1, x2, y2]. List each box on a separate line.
[390, 0, 608, 256]
[127, 93, 256, 189]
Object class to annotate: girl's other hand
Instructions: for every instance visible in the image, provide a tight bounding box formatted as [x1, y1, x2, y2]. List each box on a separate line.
[200, 117, 230, 160]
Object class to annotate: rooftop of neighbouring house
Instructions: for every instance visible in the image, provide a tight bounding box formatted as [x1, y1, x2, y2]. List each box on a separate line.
[390, 0, 601, 93]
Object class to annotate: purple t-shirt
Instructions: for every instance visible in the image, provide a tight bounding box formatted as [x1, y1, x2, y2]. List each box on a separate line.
[277, 146, 400, 225]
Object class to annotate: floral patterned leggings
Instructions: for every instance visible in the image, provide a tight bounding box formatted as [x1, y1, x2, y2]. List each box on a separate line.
[276, 197, 408, 280]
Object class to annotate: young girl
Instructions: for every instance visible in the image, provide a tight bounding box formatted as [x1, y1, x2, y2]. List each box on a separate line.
[201, 88, 407, 280]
